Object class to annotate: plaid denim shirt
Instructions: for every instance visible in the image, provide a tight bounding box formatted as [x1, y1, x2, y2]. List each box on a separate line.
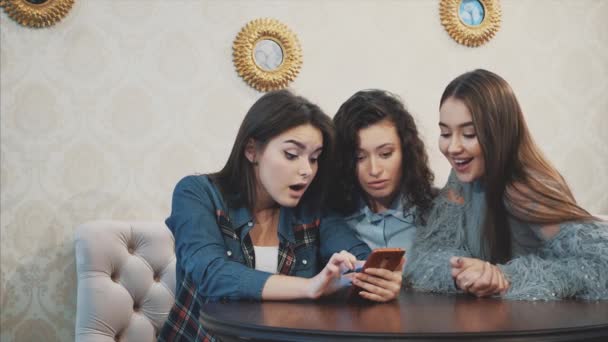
[158, 175, 370, 341]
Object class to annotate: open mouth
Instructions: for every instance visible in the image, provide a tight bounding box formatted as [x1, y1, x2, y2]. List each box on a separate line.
[453, 158, 473, 168]
[289, 184, 306, 191]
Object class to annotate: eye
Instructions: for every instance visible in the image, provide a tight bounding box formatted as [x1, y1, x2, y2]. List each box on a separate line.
[440, 133, 452, 138]
[463, 133, 476, 139]
[380, 151, 393, 159]
[356, 154, 366, 161]
[284, 151, 298, 160]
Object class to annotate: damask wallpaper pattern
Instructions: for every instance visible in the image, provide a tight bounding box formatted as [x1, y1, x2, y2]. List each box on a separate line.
[1, 0, 607, 340]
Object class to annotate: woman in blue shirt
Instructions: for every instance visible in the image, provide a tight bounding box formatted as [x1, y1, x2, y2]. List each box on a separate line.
[159, 90, 403, 340]
[405, 69, 607, 300]
[330, 90, 435, 253]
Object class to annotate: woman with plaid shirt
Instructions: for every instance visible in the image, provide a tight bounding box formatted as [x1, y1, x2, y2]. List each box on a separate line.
[158, 90, 404, 341]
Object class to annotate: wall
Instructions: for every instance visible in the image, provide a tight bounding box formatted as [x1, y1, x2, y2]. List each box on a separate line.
[1, 0, 606, 340]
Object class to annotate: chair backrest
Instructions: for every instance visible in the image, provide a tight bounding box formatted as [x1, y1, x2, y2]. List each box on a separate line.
[75, 221, 176, 342]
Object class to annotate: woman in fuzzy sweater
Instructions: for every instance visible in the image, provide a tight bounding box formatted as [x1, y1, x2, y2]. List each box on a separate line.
[404, 69, 607, 300]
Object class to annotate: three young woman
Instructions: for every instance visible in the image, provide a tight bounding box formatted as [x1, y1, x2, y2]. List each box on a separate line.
[405, 69, 608, 300]
[161, 69, 606, 340]
[159, 90, 403, 340]
[331, 90, 435, 253]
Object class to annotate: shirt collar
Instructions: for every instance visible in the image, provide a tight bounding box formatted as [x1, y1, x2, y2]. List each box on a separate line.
[347, 195, 415, 224]
[228, 205, 296, 244]
[228, 205, 253, 229]
[278, 206, 296, 243]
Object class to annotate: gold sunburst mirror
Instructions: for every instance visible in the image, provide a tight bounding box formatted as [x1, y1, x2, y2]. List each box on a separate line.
[440, 0, 501, 47]
[233, 18, 303, 92]
[0, 0, 74, 28]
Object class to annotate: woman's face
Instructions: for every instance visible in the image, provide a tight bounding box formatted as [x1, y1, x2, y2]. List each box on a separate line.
[439, 97, 485, 183]
[249, 124, 323, 209]
[356, 119, 403, 212]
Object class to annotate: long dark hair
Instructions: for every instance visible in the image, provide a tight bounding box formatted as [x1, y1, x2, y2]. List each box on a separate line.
[440, 69, 594, 263]
[211, 90, 334, 210]
[331, 89, 435, 224]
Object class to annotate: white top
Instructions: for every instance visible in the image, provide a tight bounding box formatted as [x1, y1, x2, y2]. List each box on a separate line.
[253, 245, 279, 274]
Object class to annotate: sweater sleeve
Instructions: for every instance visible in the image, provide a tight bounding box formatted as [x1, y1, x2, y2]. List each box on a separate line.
[404, 192, 472, 293]
[498, 220, 608, 301]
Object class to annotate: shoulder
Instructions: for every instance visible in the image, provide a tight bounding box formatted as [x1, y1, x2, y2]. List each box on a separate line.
[436, 169, 467, 205]
[173, 174, 217, 195]
[175, 174, 211, 188]
[172, 174, 227, 209]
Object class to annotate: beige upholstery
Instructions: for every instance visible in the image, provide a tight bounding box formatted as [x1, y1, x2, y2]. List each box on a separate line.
[75, 221, 176, 342]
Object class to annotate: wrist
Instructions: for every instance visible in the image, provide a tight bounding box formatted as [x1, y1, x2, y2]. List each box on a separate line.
[305, 277, 320, 299]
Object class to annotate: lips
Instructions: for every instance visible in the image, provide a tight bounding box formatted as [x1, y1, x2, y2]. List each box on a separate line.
[367, 180, 389, 190]
[289, 184, 306, 191]
[452, 157, 473, 172]
[288, 183, 308, 198]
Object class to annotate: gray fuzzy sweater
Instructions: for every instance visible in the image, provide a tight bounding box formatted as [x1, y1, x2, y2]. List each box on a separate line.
[404, 171, 608, 301]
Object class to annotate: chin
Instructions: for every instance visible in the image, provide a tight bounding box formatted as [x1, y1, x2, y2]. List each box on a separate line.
[368, 189, 394, 201]
[455, 171, 482, 183]
[277, 197, 301, 208]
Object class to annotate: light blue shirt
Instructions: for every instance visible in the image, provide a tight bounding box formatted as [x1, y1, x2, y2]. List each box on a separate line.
[344, 196, 417, 252]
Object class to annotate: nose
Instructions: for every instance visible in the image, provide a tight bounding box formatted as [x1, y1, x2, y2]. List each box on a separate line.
[369, 156, 382, 177]
[447, 135, 463, 154]
[299, 159, 313, 178]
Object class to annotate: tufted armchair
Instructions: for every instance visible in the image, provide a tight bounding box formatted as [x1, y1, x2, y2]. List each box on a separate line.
[75, 221, 176, 342]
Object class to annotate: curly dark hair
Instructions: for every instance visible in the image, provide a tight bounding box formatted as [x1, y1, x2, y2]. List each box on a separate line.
[330, 89, 435, 224]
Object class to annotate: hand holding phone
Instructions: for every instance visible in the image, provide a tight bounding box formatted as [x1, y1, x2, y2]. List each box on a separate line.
[346, 248, 405, 301]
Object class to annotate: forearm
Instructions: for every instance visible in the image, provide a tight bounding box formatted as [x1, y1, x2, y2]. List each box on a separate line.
[404, 197, 471, 293]
[261, 275, 313, 300]
[499, 222, 608, 300]
[406, 248, 470, 293]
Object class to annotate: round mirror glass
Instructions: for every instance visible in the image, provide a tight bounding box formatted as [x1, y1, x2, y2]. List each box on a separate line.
[459, 0, 485, 26]
[26, 0, 49, 4]
[253, 39, 284, 71]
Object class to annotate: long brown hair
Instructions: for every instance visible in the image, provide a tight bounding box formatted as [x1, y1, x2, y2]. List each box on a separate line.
[440, 69, 594, 263]
[211, 90, 335, 211]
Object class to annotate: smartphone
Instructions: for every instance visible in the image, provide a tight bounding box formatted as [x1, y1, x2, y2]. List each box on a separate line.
[344, 248, 405, 274]
[346, 248, 405, 300]
[360, 247, 405, 272]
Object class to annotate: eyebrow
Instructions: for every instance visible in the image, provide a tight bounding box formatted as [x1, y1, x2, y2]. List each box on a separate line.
[358, 143, 395, 151]
[438, 121, 474, 128]
[284, 139, 323, 152]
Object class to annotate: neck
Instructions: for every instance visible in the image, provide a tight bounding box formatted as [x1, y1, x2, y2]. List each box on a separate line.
[367, 193, 397, 214]
[254, 206, 280, 224]
[250, 205, 280, 246]
[253, 179, 278, 211]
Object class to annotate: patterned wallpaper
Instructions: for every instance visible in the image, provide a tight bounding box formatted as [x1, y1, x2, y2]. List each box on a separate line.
[1, 0, 606, 340]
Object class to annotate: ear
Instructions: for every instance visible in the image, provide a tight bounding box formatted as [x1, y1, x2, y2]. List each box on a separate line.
[244, 138, 257, 164]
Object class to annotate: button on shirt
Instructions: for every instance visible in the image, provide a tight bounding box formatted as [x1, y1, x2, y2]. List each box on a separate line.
[344, 196, 417, 252]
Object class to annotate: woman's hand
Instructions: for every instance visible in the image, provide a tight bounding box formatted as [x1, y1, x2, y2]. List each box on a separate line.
[450, 257, 509, 297]
[307, 250, 357, 299]
[351, 257, 405, 302]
